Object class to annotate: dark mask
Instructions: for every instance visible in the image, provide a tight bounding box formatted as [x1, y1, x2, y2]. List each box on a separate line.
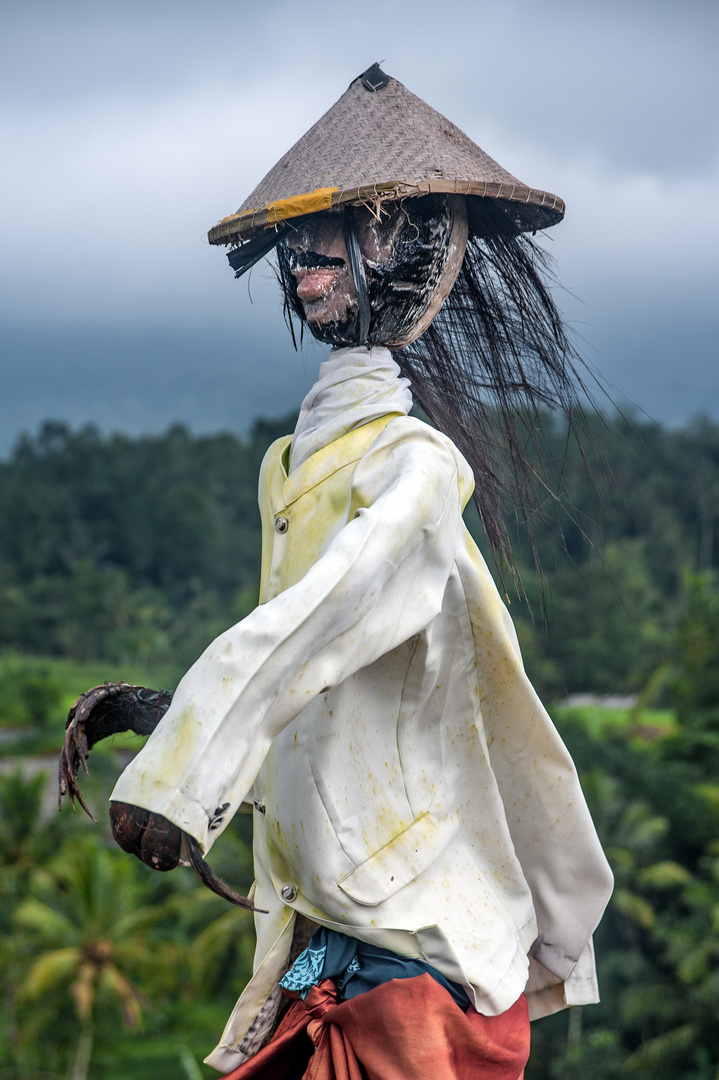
[277, 194, 468, 349]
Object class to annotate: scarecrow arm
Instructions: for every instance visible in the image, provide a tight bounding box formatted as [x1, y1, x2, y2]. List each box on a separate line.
[58, 682, 173, 820]
[59, 682, 261, 909]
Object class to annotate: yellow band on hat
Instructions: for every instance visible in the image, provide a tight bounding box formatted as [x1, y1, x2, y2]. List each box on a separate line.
[215, 187, 339, 233]
[264, 186, 339, 223]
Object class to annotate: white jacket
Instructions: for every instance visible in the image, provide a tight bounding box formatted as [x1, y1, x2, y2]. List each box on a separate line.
[112, 370, 612, 1073]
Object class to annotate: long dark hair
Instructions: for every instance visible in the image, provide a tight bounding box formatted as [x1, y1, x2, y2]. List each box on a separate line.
[276, 197, 602, 580]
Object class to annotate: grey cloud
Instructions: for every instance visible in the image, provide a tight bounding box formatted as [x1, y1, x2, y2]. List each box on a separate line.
[0, 0, 717, 444]
[3, 0, 716, 175]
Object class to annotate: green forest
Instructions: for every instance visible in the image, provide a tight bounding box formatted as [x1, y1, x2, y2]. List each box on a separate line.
[1, 412, 718, 1079]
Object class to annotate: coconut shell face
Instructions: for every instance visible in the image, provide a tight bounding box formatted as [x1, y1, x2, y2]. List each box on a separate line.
[280, 195, 468, 349]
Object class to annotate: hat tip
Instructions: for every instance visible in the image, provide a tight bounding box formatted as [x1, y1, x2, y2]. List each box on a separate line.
[359, 63, 390, 92]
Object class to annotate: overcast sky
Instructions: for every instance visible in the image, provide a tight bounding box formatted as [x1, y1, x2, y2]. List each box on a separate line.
[1, 0, 717, 454]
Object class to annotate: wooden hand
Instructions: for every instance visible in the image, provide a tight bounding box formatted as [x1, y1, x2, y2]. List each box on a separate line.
[109, 800, 262, 908]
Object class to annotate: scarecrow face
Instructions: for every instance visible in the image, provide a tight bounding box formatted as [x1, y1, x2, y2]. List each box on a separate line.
[281, 194, 468, 349]
[286, 214, 354, 331]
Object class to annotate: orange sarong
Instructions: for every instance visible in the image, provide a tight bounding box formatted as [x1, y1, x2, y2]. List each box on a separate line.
[220, 973, 530, 1080]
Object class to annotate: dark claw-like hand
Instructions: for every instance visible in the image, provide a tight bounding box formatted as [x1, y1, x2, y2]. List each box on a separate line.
[109, 801, 265, 909]
[109, 801, 182, 871]
[58, 682, 173, 819]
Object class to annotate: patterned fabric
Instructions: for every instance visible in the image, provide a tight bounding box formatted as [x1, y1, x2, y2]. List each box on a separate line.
[218, 974, 530, 1080]
[279, 946, 327, 999]
[233, 984, 285, 1066]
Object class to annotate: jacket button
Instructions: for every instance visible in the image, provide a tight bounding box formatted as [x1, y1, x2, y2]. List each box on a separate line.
[274, 515, 289, 534]
[280, 884, 297, 903]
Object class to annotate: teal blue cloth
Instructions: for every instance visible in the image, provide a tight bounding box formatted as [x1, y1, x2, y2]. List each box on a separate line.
[279, 927, 471, 1011]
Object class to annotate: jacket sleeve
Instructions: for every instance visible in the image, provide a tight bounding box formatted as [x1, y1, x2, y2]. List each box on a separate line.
[110, 424, 464, 851]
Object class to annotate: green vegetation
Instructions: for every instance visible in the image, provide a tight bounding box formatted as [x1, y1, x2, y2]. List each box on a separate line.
[0, 763, 255, 1079]
[1, 413, 718, 1077]
[530, 574, 719, 1078]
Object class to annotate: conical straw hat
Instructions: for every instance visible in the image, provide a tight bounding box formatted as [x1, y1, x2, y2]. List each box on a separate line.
[208, 65, 565, 249]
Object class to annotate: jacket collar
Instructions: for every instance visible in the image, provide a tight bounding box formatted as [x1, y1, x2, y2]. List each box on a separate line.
[279, 414, 400, 509]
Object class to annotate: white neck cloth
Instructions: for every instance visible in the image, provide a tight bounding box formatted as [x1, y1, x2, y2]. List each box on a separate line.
[289, 346, 413, 474]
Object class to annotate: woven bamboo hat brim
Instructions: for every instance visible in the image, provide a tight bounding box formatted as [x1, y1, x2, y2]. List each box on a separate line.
[208, 66, 565, 248]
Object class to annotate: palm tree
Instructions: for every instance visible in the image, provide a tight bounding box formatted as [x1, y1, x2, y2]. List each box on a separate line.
[0, 768, 73, 1076]
[14, 835, 178, 1080]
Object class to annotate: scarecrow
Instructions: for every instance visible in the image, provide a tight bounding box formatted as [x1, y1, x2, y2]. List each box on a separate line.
[59, 65, 613, 1079]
